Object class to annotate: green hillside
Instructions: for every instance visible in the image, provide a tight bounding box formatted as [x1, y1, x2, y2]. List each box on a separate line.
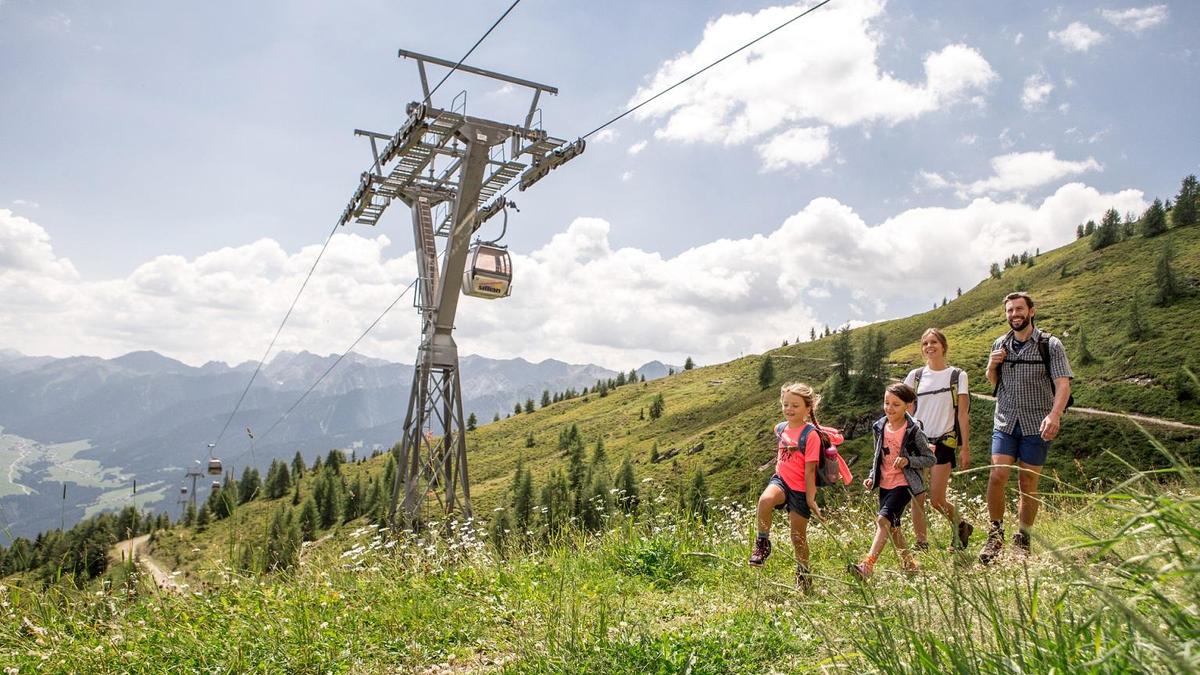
[143, 217, 1200, 577]
[3, 216, 1200, 673]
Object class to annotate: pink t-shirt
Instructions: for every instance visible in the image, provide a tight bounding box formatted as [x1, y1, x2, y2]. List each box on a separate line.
[879, 421, 909, 490]
[777, 424, 821, 491]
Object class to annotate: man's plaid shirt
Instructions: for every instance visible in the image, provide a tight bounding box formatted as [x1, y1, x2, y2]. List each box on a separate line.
[991, 327, 1074, 435]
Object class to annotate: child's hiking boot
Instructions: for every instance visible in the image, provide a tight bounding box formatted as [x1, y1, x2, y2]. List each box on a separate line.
[900, 553, 920, 576]
[954, 520, 975, 551]
[979, 526, 1004, 565]
[748, 537, 771, 567]
[1013, 530, 1031, 555]
[847, 561, 873, 581]
[795, 563, 813, 593]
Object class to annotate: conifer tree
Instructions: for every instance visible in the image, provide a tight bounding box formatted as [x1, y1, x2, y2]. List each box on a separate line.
[832, 326, 854, 387]
[1092, 208, 1122, 249]
[266, 506, 300, 571]
[513, 402, 522, 416]
[591, 437, 608, 470]
[810, 327, 817, 341]
[758, 355, 775, 390]
[513, 468, 534, 533]
[316, 471, 341, 529]
[467, 412, 477, 431]
[525, 431, 536, 448]
[1173, 174, 1198, 228]
[567, 437, 586, 494]
[1084, 220, 1096, 235]
[292, 451, 306, 480]
[195, 503, 211, 532]
[650, 441, 660, 463]
[325, 449, 344, 474]
[1154, 237, 1182, 306]
[541, 390, 552, 407]
[683, 356, 695, 370]
[990, 262, 1002, 279]
[1076, 224, 1085, 239]
[648, 393, 665, 420]
[493, 412, 500, 423]
[298, 496, 319, 541]
[1128, 292, 1148, 341]
[687, 468, 709, 522]
[615, 457, 638, 514]
[183, 501, 196, 527]
[1141, 198, 1168, 237]
[524, 398, 535, 414]
[239, 466, 261, 504]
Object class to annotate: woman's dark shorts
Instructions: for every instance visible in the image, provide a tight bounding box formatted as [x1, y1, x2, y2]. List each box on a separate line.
[877, 486, 912, 528]
[933, 438, 957, 467]
[768, 474, 812, 519]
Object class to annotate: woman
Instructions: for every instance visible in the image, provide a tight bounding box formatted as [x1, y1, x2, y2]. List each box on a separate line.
[903, 328, 973, 550]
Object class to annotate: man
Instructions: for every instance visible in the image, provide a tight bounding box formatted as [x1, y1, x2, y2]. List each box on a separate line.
[980, 291, 1073, 564]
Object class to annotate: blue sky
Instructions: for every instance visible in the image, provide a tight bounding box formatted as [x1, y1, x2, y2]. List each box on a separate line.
[1, 0, 1196, 369]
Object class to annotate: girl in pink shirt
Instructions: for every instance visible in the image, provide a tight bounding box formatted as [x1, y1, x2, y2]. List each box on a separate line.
[748, 382, 844, 591]
[849, 383, 936, 580]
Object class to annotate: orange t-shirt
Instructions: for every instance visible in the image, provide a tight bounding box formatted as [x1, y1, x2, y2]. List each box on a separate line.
[777, 424, 821, 491]
[879, 421, 909, 490]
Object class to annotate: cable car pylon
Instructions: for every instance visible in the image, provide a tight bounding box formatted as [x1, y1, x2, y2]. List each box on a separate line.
[339, 49, 583, 529]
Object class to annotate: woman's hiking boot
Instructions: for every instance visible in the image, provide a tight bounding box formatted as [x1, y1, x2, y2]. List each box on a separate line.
[847, 561, 873, 581]
[748, 537, 771, 567]
[1013, 530, 1031, 555]
[979, 525, 1004, 565]
[795, 563, 813, 592]
[914, 541, 930, 552]
[954, 520, 975, 550]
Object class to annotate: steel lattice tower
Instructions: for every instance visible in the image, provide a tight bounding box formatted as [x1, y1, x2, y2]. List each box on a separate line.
[340, 50, 583, 528]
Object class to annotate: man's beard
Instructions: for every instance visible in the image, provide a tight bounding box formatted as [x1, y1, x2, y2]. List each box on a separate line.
[1008, 316, 1029, 332]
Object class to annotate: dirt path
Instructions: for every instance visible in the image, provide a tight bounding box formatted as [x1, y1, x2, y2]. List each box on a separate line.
[112, 534, 182, 593]
[969, 393, 1200, 432]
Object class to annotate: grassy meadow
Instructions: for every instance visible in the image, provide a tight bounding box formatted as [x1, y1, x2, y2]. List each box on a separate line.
[2, 205, 1199, 672]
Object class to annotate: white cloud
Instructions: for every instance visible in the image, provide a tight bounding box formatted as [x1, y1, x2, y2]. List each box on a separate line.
[756, 126, 831, 170]
[12, 199, 40, 208]
[0, 184, 1148, 368]
[592, 129, 618, 143]
[1050, 22, 1105, 52]
[1014, 32, 1024, 45]
[629, 0, 995, 168]
[620, 170, 634, 182]
[627, 140, 647, 155]
[1101, 5, 1167, 33]
[1021, 74, 1054, 110]
[1058, 103, 1071, 114]
[958, 151, 1102, 197]
[916, 170, 950, 191]
[958, 134, 978, 145]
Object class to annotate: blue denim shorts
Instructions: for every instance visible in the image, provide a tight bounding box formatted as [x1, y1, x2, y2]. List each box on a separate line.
[991, 422, 1050, 466]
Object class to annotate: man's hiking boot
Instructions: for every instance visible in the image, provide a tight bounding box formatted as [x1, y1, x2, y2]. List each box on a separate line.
[979, 527, 1004, 565]
[954, 521, 975, 550]
[1013, 531, 1031, 555]
[914, 540, 930, 552]
[795, 563, 813, 592]
[749, 538, 771, 567]
[847, 562, 873, 581]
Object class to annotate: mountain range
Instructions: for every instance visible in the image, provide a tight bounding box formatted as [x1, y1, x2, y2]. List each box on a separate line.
[0, 349, 675, 541]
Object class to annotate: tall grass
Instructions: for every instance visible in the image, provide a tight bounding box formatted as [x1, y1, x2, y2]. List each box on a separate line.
[1, 455, 1197, 673]
[835, 424, 1200, 674]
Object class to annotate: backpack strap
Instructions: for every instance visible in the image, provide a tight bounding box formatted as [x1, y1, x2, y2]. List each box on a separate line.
[992, 331, 1013, 397]
[774, 421, 788, 442]
[949, 368, 960, 411]
[908, 368, 923, 412]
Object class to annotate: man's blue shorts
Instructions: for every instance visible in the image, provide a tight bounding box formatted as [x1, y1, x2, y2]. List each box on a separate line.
[991, 422, 1050, 466]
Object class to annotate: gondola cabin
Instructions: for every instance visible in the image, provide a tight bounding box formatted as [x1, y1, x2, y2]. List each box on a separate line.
[207, 458, 223, 475]
[462, 243, 512, 299]
[210, 481, 221, 491]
